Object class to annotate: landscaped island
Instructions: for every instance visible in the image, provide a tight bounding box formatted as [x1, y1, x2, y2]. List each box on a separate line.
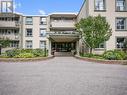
[76, 49, 127, 65]
[0, 49, 48, 58]
[80, 50, 127, 60]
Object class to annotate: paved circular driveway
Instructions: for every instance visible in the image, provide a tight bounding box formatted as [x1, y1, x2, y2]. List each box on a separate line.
[0, 57, 127, 95]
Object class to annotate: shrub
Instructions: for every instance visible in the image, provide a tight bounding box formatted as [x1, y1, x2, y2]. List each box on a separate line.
[20, 49, 33, 53]
[32, 49, 47, 57]
[125, 54, 127, 60]
[6, 49, 21, 57]
[5, 49, 47, 58]
[103, 50, 126, 60]
[14, 53, 34, 58]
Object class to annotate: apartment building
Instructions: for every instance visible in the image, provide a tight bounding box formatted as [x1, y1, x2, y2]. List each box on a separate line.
[0, 13, 22, 49]
[0, 0, 127, 55]
[22, 15, 48, 50]
[78, 0, 127, 54]
[47, 13, 80, 55]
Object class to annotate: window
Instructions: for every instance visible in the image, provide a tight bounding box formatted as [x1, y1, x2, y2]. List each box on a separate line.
[53, 18, 61, 21]
[95, 0, 106, 11]
[95, 42, 105, 48]
[40, 41, 46, 49]
[25, 17, 33, 25]
[40, 17, 47, 25]
[116, 0, 127, 11]
[116, 37, 126, 48]
[64, 18, 74, 21]
[26, 29, 32, 37]
[116, 18, 126, 30]
[7, 29, 11, 35]
[26, 40, 32, 49]
[14, 30, 19, 35]
[10, 41, 19, 48]
[40, 29, 46, 37]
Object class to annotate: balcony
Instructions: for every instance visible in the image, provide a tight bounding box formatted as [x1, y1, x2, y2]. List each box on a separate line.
[50, 21, 75, 29]
[0, 21, 20, 28]
[0, 35, 20, 40]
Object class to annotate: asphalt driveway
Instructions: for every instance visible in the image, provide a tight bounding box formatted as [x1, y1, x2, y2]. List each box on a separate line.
[0, 57, 127, 95]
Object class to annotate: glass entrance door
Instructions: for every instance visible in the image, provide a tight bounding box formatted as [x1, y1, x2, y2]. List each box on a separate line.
[52, 42, 76, 52]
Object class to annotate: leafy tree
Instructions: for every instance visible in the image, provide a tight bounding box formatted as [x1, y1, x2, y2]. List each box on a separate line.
[75, 15, 112, 54]
[0, 37, 11, 48]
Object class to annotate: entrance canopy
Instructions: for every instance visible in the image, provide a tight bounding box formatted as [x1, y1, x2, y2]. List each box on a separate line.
[48, 33, 79, 42]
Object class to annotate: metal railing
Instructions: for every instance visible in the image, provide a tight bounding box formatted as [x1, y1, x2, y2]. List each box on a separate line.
[47, 31, 79, 35]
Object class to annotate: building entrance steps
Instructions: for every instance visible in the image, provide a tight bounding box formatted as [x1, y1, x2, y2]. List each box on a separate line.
[54, 52, 73, 57]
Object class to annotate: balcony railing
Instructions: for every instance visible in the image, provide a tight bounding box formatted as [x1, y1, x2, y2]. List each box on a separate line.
[50, 21, 75, 28]
[0, 35, 20, 40]
[47, 31, 79, 36]
[0, 21, 21, 28]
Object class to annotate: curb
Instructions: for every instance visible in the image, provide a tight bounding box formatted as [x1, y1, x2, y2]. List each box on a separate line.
[0, 56, 54, 62]
[75, 55, 127, 65]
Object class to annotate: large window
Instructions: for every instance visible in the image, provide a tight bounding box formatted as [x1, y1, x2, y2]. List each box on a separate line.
[40, 29, 46, 37]
[40, 41, 46, 49]
[40, 17, 47, 25]
[116, 18, 126, 30]
[10, 41, 19, 48]
[26, 40, 33, 49]
[25, 17, 33, 25]
[116, 0, 127, 11]
[116, 37, 126, 48]
[95, 0, 106, 11]
[26, 29, 33, 37]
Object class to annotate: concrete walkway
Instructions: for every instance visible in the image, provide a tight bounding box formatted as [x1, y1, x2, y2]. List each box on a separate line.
[0, 57, 127, 95]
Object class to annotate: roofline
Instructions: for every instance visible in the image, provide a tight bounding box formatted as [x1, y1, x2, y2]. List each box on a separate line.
[77, 0, 87, 17]
[23, 15, 48, 17]
[49, 12, 78, 16]
[0, 12, 23, 16]
[14, 12, 23, 16]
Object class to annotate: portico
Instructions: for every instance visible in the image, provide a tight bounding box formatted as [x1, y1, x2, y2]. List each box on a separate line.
[48, 32, 80, 56]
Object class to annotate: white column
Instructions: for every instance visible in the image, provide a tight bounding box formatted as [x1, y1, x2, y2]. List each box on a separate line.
[48, 40, 52, 56]
[76, 40, 80, 56]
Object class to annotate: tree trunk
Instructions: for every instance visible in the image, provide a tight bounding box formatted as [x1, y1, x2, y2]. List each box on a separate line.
[89, 48, 93, 54]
